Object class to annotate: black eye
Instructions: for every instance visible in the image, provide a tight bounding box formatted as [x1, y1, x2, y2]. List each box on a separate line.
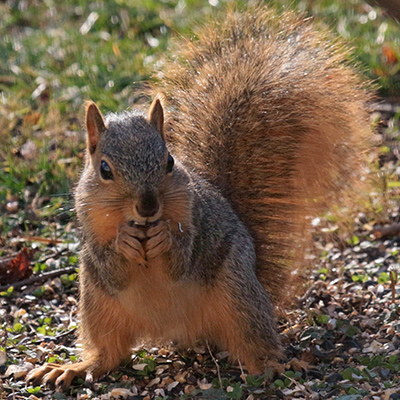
[100, 160, 113, 180]
[166, 153, 174, 174]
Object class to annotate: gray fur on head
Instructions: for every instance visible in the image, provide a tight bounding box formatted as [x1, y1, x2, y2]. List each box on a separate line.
[100, 110, 168, 190]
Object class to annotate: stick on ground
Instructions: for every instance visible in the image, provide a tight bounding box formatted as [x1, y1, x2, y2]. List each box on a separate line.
[0, 266, 77, 292]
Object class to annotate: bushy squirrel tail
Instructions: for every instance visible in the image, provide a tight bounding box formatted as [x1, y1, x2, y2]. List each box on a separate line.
[151, 5, 371, 305]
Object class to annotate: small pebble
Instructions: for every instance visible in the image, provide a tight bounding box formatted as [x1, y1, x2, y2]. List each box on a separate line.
[6, 201, 18, 213]
[325, 372, 343, 383]
[379, 368, 390, 379]
[276, 389, 284, 399]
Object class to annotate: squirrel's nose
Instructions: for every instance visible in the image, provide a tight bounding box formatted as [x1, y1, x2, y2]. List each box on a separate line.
[136, 191, 160, 218]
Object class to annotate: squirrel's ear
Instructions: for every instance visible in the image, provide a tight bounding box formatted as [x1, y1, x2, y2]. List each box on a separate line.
[85, 101, 106, 154]
[148, 97, 165, 141]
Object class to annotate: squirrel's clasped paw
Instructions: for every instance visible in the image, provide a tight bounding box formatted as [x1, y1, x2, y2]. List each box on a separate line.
[115, 224, 147, 266]
[115, 221, 172, 264]
[145, 221, 172, 260]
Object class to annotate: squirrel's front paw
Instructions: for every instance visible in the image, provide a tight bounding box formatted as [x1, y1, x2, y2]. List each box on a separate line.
[145, 221, 172, 260]
[116, 224, 146, 266]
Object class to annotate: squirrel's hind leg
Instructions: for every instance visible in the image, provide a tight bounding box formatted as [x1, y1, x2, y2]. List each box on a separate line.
[204, 243, 283, 374]
[27, 277, 136, 391]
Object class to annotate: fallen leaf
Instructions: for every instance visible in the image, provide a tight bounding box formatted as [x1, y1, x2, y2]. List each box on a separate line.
[5, 362, 34, 378]
[0, 248, 35, 285]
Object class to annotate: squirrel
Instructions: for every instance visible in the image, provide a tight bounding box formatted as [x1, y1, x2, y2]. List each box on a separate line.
[27, 4, 371, 391]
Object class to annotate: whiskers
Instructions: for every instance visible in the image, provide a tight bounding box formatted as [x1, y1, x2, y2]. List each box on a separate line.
[162, 185, 192, 229]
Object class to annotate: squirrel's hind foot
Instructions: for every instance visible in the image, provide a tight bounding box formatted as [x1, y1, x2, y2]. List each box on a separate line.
[26, 360, 97, 391]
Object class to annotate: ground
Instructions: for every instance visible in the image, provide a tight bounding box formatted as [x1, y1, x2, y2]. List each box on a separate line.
[1, 0, 400, 399]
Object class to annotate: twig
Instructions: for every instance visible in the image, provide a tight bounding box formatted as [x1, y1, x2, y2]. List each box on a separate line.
[13, 236, 65, 244]
[0, 266, 77, 292]
[237, 359, 247, 381]
[297, 281, 327, 305]
[36, 248, 69, 264]
[281, 372, 305, 391]
[206, 340, 223, 389]
[54, 327, 77, 339]
[390, 269, 398, 304]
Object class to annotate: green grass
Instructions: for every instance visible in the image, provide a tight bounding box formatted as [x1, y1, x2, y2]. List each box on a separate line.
[0, 0, 399, 216]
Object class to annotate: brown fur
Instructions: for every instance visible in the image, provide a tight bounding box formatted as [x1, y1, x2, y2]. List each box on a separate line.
[27, 284, 135, 390]
[151, 5, 371, 305]
[27, 255, 267, 388]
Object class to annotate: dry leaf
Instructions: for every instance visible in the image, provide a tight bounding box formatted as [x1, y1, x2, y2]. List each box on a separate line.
[0, 248, 35, 284]
[382, 44, 398, 65]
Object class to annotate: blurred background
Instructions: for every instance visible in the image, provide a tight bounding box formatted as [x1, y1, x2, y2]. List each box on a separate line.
[0, 0, 399, 233]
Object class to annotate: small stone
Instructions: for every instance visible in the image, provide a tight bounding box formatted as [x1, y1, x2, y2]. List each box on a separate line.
[149, 347, 159, 354]
[0, 351, 6, 365]
[146, 377, 160, 388]
[389, 394, 400, 400]
[377, 284, 385, 295]
[154, 388, 165, 397]
[6, 201, 19, 213]
[5, 362, 33, 378]
[132, 363, 148, 371]
[109, 388, 135, 398]
[167, 381, 179, 391]
[155, 365, 169, 375]
[327, 318, 337, 329]
[363, 340, 384, 354]
[325, 372, 343, 383]
[379, 368, 391, 379]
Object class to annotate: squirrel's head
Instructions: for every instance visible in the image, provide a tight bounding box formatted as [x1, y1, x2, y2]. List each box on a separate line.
[81, 98, 187, 230]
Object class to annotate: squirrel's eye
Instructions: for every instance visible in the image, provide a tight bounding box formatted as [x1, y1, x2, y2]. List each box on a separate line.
[166, 153, 174, 174]
[100, 160, 113, 180]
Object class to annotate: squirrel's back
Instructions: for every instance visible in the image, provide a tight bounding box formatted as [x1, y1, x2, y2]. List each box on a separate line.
[151, 5, 371, 305]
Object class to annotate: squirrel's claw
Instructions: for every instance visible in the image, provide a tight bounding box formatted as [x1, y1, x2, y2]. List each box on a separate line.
[26, 362, 91, 391]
